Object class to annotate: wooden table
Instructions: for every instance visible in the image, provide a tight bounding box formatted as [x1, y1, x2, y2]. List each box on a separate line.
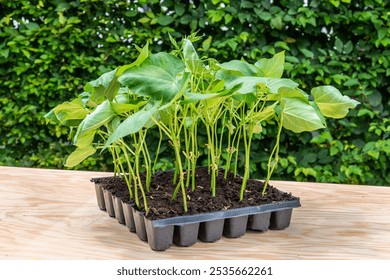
[0, 166, 389, 260]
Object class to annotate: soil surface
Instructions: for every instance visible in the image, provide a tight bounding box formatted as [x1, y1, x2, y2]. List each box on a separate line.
[92, 167, 298, 220]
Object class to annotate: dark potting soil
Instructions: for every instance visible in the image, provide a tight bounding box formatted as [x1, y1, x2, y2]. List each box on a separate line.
[91, 167, 298, 220]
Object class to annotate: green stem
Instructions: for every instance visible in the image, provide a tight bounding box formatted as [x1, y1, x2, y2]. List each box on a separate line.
[233, 121, 242, 177]
[152, 128, 163, 174]
[119, 145, 134, 200]
[262, 116, 283, 196]
[240, 127, 253, 201]
[171, 139, 187, 212]
[191, 120, 198, 191]
[183, 119, 191, 187]
[206, 124, 217, 196]
[139, 129, 151, 192]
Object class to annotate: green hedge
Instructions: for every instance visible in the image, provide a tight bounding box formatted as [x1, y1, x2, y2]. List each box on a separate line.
[1, 0, 389, 185]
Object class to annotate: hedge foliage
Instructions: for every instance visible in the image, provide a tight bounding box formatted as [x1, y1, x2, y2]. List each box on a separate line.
[1, 0, 389, 185]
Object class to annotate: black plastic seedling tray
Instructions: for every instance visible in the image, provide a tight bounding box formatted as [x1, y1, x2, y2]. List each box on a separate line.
[93, 180, 301, 251]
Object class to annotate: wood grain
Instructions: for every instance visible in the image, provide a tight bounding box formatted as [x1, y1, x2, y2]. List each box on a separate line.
[0, 166, 389, 259]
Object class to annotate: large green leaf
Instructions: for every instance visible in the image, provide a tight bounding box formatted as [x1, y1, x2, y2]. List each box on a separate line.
[102, 43, 150, 101]
[255, 51, 285, 78]
[111, 100, 148, 115]
[104, 71, 121, 101]
[118, 53, 189, 103]
[50, 98, 88, 126]
[44, 108, 59, 124]
[183, 38, 205, 73]
[251, 103, 277, 123]
[85, 69, 118, 103]
[74, 129, 96, 147]
[107, 116, 121, 134]
[281, 97, 326, 133]
[116, 43, 149, 77]
[111, 94, 148, 114]
[83, 43, 149, 103]
[103, 102, 159, 149]
[183, 83, 240, 104]
[278, 87, 309, 102]
[266, 79, 298, 94]
[74, 100, 115, 144]
[77, 100, 115, 131]
[219, 60, 260, 76]
[217, 71, 298, 94]
[311, 86, 360, 119]
[65, 145, 96, 167]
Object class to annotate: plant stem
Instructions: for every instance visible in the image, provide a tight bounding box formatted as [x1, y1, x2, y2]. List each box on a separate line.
[191, 120, 198, 191]
[139, 129, 151, 192]
[171, 139, 187, 212]
[240, 125, 253, 201]
[152, 127, 163, 174]
[119, 145, 135, 200]
[206, 124, 217, 196]
[262, 115, 283, 196]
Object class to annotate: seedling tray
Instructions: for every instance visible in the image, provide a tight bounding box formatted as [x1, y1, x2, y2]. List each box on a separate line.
[93, 181, 300, 251]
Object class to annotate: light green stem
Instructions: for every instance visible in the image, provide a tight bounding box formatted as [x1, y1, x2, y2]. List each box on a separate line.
[262, 116, 283, 196]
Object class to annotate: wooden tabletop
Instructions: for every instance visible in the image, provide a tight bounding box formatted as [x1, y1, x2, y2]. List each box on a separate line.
[0, 166, 389, 260]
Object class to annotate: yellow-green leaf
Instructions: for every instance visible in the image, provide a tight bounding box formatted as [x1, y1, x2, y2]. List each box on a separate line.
[255, 51, 285, 78]
[282, 97, 326, 133]
[311, 86, 360, 119]
[65, 145, 96, 167]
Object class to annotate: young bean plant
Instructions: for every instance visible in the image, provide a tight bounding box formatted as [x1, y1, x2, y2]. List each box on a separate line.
[46, 35, 359, 213]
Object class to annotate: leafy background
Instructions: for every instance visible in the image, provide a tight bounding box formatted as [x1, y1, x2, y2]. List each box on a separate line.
[0, 0, 389, 186]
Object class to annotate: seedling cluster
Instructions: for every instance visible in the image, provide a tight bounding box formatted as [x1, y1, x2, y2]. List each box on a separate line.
[46, 35, 359, 212]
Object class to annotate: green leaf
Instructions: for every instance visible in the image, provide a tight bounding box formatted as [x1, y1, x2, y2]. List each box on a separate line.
[156, 15, 174, 26]
[311, 86, 360, 119]
[111, 95, 148, 114]
[202, 36, 212, 51]
[116, 43, 149, 77]
[357, 108, 375, 118]
[285, 56, 299, 63]
[300, 48, 314, 59]
[119, 53, 189, 103]
[182, 38, 205, 73]
[0, 49, 10, 58]
[343, 78, 359, 87]
[254, 51, 285, 78]
[85, 69, 119, 102]
[21, 49, 31, 58]
[103, 102, 159, 149]
[44, 108, 59, 124]
[145, 11, 155, 19]
[278, 87, 309, 101]
[335, 38, 343, 53]
[183, 84, 239, 104]
[65, 145, 96, 167]
[281, 97, 326, 133]
[259, 12, 272, 21]
[107, 116, 121, 134]
[344, 41, 353, 54]
[74, 100, 115, 144]
[175, 4, 185, 16]
[52, 99, 88, 126]
[367, 91, 382, 107]
[270, 16, 283, 30]
[251, 103, 277, 122]
[275, 41, 290, 50]
[217, 71, 298, 94]
[220, 60, 260, 76]
[138, 17, 150, 24]
[74, 129, 96, 147]
[227, 39, 238, 51]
